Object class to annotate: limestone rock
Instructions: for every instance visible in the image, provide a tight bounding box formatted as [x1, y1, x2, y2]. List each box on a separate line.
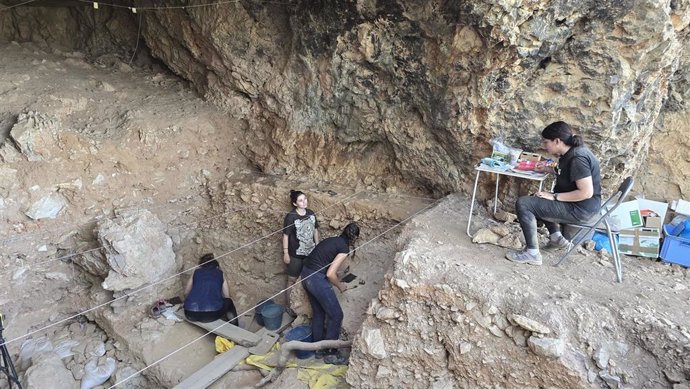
[489, 225, 511, 237]
[494, 209, 517, 223]
[594, 347, 610, 369]
[509, 314, 551, 334]
[97, 208, 176, 292]
[472, 228, 500, 245]
[599, 371, 622, 389]
[24, 352, 77, 389]
[9, 111, 61, 161]
[527, 336, 565, 359]
[25, 192, 67, 220]
[362, 328, 387, 359]
[112, 366, 148, 389]
[497, 234, 523, 249]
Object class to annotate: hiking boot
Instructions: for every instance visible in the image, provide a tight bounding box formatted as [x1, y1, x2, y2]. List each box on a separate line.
[506, 250, 543, 266]
[543, 236, 572, 251]
[323, 353, 349, 365]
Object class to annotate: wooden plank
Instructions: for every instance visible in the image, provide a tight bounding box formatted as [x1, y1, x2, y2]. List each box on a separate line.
[178, 311, 260, 347]
[172, 346, 250, 389]
[248, 328, 279, 355]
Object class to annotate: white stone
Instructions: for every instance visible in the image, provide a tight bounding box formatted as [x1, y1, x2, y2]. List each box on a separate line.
[509, 314, 551, 334]
[527, 336, 564, 359]
[363, 328, 387, 359]
[25, 192, 67, 220]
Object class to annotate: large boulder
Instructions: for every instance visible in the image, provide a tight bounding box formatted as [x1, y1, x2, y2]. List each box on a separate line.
[24, 352, 77, 389]
[96, 208, 176, 292]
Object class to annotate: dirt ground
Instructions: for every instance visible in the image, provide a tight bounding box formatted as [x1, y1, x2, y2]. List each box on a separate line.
[0, 39, 432, 388]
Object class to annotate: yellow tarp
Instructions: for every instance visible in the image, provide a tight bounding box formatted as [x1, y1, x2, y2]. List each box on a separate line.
[215, 336, 347, 389]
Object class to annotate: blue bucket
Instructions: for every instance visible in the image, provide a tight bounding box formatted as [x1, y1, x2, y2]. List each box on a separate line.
[285, 324, 314, 359]
[261, 303, 284, 330]
[254, 299, 274, 326]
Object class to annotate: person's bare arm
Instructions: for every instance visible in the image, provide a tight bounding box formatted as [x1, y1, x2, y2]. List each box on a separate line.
[536, 176, 594, 202]
[184, 276, 193, 297]
[282, 234, 290, 264]
[534, 161, 556, 174]
[326, 253, 349, 293]
[222, 279, 231, 299]
[313, 229, 320, 244]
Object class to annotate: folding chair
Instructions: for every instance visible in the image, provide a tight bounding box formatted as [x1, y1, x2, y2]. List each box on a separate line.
[554, 176, 635, 283]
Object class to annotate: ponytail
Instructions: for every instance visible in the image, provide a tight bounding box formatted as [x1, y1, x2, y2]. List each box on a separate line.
[568, 134, 584, 147]
[542, 121, 585, 147]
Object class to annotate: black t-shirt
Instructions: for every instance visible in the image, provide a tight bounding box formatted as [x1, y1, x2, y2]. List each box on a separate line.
[555, 145, 601, 213]
[283, 209, 319, 259]
[303, 236, 349, 275]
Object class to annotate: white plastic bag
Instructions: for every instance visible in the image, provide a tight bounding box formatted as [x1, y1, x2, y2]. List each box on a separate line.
[18, 337, 54, 370]
[54, 339, 80, 359]
[81, 357, 117, 389]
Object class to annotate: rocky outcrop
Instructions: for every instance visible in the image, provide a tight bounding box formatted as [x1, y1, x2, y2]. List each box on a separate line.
[346, 195, 690, 388]
[93, 208, 177, 292]
[3, 1, 689, 195]
[120, 1, 690, 193]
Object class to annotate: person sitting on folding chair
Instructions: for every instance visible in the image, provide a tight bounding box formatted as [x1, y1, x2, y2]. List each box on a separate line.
[507, 121, 602, 265]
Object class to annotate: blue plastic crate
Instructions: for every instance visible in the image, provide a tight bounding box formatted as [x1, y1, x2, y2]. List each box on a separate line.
[661, 225, 690, 267]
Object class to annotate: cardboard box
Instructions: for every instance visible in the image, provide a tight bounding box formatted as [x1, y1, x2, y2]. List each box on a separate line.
[670, 199, 690, 217]
[519, 152, 542, 162]
[607, 200, 643, 231]
[618, 227, 661, 258]
[637, 198, 669, 228]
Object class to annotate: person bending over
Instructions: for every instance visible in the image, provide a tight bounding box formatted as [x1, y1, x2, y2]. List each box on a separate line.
[507, 121, 601, 265]
[184, 253, 239, 326]
[301, 222, 360, 365]
[282, 190, 319, 314]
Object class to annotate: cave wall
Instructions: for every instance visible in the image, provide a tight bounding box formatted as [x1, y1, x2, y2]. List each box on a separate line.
[1, 0, 689, 196]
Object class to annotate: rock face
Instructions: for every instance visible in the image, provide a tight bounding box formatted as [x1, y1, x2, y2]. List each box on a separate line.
[2, 1, 689, 195]
[95, 208, 177, 292]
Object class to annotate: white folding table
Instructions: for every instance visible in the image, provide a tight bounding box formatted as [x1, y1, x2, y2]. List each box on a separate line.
[466, 165, 549, 236]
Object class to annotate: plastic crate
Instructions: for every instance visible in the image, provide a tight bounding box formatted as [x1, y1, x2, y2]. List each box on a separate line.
[661, 225, 690, 267]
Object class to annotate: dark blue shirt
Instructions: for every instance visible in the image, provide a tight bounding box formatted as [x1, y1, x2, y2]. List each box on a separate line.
[184, 266, 224, 312]
[303, 236, 349, 276]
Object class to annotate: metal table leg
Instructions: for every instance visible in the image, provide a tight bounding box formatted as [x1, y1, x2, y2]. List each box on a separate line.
[466, 170, 481, 237]
[493, 174, 500, 214]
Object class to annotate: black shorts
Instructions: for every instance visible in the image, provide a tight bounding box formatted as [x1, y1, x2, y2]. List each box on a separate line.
[286, 256, 303, 278]
[185, 298, 238, 326]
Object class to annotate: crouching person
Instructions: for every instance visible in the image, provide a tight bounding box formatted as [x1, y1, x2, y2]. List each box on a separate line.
[184, 253, 239, 326]
[301, 222, 360, 365]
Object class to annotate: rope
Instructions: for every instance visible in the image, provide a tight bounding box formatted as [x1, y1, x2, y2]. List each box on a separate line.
[0, 0, 39, 11]
[0, 190, 363, 347]
[128, 11, 142, 66]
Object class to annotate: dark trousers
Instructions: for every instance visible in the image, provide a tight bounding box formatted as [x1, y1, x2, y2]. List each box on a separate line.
[301, 270, 343, 350]
[185, 298, 239, 326]
[516, 196, 596, 249]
